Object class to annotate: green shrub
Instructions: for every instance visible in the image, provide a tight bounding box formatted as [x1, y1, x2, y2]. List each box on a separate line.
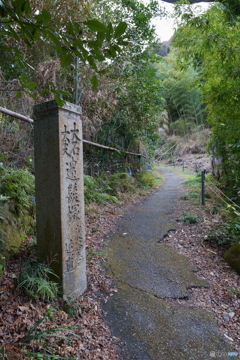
[14, 259, 59, 302]
[0, 168, 35, 216]
[206, 226, 229, 246]
[180, 190, 199, 201]
[205, 205, 240, 247]
[222, 205, 240, 246]
[207, 220, 240, 247]
[211, 206, 220, 214]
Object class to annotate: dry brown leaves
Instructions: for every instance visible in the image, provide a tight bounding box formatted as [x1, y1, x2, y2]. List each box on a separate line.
[163, 197, 240, 353]
[0, 194, 145, 360]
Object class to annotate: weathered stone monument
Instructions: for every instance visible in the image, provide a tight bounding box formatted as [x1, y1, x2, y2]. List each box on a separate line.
[33, 100, 86, 297]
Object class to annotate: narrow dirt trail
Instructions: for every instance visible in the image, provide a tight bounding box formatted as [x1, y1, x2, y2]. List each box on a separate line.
[102, 167, 234, 360]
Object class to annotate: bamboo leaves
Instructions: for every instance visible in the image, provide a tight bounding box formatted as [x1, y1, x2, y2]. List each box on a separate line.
[173, 3, 240, 194]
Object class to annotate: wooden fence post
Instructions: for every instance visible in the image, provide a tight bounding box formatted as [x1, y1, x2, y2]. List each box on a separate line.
[201, 170, 206, 206]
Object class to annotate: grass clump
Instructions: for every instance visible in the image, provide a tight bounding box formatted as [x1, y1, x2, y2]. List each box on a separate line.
[180, 190, 199, 202]
[0, 316, 79, 359]
[14, 259, 59, 302]
[179, 212, 200, 224]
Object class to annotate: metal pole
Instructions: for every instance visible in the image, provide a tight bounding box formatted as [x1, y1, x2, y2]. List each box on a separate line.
[201, 170, 206, 205]
[0, 106, 33, 124]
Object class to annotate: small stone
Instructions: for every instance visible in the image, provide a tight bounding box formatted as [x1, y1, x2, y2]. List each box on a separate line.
[222, 313, 230, 322]
[229, 312, 235, 318]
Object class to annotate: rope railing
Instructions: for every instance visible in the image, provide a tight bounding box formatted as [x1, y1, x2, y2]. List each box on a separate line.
[205, 176, 240, 209]
[205, 182, 230, 207]
[205, 176, 239, 207]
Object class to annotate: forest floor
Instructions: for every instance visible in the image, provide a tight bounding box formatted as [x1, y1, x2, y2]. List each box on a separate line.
[0, 164, 239, 359]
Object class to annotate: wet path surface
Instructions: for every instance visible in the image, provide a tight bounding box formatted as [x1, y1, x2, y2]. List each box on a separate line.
[102, 168, 233, 360]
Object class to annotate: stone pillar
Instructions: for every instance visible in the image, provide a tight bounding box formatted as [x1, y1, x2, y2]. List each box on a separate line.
[33, 100, 86, 297]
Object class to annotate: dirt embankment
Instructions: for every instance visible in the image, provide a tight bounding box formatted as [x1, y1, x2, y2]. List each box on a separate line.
[156, 129, 212, 173]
